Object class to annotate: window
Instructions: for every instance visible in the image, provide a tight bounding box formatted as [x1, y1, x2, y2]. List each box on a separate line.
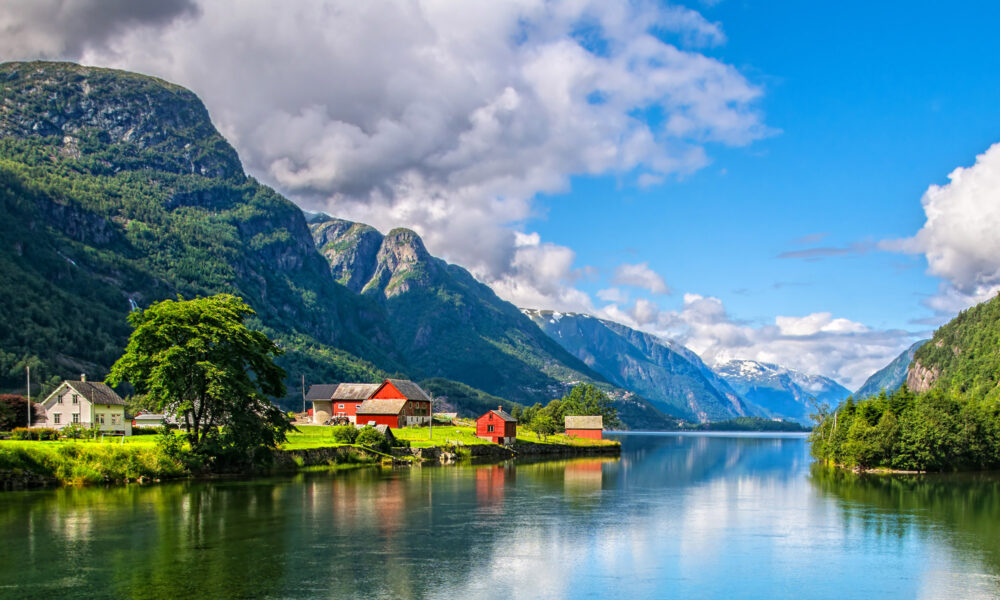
[338, 404, 345, 409]
[98, 414, 105, 425]
[487, 425, 494, 433]
[56, 395, 63, 404]
[111, 415, 118, 425]
[72, 394, 79, 404]
[72, 413, 80, 423]
[53, 413, 61, 424]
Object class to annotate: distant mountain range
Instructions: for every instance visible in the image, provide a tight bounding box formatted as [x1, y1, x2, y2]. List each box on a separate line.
[714, 360, 851, 425]
[854, 340, 928, 399]
[522, 309, 763, 422]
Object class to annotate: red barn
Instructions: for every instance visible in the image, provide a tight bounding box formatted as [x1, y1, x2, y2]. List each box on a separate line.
[331, 383, 381, 424]
[366, 379, 432, 427]
[565, 415, 603, 439]
[476, 406, 517, 444]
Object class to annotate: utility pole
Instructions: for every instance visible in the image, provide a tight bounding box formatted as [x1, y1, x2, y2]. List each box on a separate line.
[301, 374, 306, 414]
[26, 365, 31, 428]
[428, 393, 433, 441]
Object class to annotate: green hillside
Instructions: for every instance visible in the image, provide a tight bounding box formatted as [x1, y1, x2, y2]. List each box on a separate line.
[908, 295, 1000, 400]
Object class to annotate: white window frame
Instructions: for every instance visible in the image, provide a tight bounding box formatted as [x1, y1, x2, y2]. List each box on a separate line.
[53, 413, 61, 424]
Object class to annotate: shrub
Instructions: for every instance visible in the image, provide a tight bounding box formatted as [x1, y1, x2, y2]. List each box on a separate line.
[61, 423, 88, 439]
[36, 428, 59, 440]
[131, 426, 162, 436]
[331, 424, 359, 444]
[10, 427, 34, 440]
[355, 426, 389, 453]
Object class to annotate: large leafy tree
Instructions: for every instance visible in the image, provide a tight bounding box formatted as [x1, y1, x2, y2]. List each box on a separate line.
[108, 294, 289, 458]
[560, 384, 622, 430]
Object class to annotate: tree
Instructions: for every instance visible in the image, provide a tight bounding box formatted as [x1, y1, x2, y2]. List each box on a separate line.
[531, 414, 557, 440]
[0, 394, 41, 431]
[559, 384, 622, 430]
[108, 294, 290, 460]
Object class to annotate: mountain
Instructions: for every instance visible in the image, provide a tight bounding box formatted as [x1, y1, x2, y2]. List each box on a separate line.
[0, 61, 406, 400]
[309, 217, 678, 428]
[522, 309, 764, 422]
[309, 215, 609, 405]
[854, 340, 928, 399]
[906, 294, 1000, 399]
[714, 360, 850, 425]
[0, 61, 673, 429]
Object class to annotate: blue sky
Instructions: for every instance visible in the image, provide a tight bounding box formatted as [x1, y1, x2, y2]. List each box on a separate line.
[536, 1, 1000, 333]
[4, 0, 1000, 387]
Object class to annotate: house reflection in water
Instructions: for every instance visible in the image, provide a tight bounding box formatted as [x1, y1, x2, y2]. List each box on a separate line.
[475, 464, 515, 508]
[563, 459, 609, 493]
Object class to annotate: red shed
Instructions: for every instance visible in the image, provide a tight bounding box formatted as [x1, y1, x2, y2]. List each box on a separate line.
[565, 415, 603, 440]
[356, 398, 408, 428]
[476, 406, 517, 444]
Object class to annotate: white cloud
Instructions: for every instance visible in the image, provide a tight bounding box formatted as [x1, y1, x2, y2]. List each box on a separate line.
[0, 0, 769, 309]
[883, 142, 1000, 315]
[596, 287, 629, 303]
[612, 262, 671, 294]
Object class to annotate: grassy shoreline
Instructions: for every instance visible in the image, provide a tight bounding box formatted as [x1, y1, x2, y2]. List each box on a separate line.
[0, 423, 619, 488]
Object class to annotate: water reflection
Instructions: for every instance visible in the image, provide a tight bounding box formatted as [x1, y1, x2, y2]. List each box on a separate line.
[1, 434, 998, 599]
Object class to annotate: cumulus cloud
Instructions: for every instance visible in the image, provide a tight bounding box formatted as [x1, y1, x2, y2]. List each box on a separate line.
[0, 0, 769, 308]
[612, 262, 671, 294]
[883, 142, 1000, 314]
[598, 293, 916, 389]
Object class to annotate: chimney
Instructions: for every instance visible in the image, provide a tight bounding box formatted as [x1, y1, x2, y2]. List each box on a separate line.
[498, 405, 503, 412]
[80, 373, 86, 382]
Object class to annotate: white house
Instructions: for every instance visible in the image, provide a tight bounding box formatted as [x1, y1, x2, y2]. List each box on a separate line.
[36, 376, 132, 436]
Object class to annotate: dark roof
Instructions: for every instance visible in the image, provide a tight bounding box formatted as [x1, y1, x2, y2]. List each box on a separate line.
[306, 384, 339, 402]
[332, 383, 381, 401]
[480, 408, 516, 422]
[356, 398, 408, 415]
[565, 415, 603, 430]
[66, 381, 126, 406]
[381, 379, 430, 401]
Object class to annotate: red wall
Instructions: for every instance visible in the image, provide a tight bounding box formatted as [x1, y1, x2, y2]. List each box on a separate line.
[566, 428, 603, 440]
[332, 400, 363, 418]
[476, 412, 517, 442]
[358, 413, 402, 428]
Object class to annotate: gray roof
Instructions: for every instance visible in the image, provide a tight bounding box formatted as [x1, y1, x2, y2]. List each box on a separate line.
[306, 384, 339, 401]
[484, 408, 516, 422]
[356, 398, 408, 415]
[332, 383, 381, 401]
[565, 415, 603, 430]
[65, 381, 126, 406]
[133, 412, 166, 421]
[374, 424, 395, 440]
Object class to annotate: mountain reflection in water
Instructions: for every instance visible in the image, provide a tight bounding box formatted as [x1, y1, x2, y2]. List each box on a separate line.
[1, 432, 998, 599]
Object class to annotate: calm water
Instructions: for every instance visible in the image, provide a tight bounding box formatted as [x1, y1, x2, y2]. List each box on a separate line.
[2, 433, 1000, 599]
